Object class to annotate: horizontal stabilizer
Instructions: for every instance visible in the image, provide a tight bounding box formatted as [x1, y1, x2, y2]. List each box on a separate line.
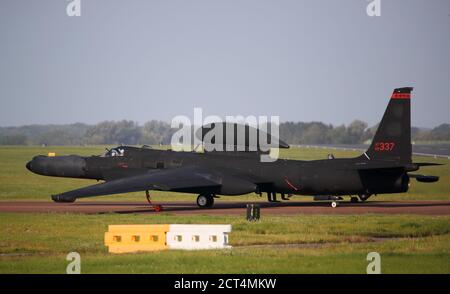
[345, 161, 443, 172]
[415, 162, 444, 167]
[343, 161, 404, 171]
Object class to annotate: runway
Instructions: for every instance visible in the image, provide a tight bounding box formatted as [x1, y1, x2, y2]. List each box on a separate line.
[0, 200, 449, 215]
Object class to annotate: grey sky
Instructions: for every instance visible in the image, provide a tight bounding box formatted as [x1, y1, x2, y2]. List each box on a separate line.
[0, 0, 449, 128]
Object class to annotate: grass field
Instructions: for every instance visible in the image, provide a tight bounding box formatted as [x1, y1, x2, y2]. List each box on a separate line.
[0, 146, 449, 273]
[0, 145, 449, 202]
[0, 213, 449, 273]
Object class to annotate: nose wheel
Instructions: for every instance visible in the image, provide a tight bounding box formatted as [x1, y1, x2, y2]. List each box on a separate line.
[197, 194, 214, 208]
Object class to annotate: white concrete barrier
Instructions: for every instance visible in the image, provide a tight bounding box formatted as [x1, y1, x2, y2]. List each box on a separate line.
[167, 224, 232, 250]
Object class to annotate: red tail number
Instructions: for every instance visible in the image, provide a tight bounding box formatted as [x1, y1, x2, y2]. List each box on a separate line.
[374, 142, 395, 152]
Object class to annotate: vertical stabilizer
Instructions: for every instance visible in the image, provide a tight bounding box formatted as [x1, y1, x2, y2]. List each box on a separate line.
[365, 87, 412, 163]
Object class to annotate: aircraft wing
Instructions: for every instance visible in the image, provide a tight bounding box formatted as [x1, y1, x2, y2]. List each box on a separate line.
[53, 166, 220, 200]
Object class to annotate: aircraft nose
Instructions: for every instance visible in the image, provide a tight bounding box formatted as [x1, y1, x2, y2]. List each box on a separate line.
[25, 155, 86, 177]
[26, 161, 32, 171]
[25, 155, 46, 174]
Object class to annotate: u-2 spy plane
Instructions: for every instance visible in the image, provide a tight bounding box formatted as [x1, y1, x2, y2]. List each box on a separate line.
[26, 87, 440, 208]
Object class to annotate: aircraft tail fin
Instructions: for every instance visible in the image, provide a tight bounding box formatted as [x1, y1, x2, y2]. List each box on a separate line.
[364, 87, 412, 163]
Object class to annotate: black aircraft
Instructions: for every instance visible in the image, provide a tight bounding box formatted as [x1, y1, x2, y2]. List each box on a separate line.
[26, 87, 440, 208]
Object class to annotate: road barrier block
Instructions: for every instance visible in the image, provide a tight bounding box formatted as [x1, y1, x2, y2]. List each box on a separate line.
[104, 224, 169, 253]
[104, 224, 232, 253]
[166, 224, 232, 250]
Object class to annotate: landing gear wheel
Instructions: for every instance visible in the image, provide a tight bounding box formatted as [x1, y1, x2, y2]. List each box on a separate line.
[331, 201, 338, 208]
[197, 194, 214, 208]
[350, 196, 359, 203]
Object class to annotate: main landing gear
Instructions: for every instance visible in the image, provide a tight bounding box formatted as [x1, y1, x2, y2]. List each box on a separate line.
[328, 196, 343, 208]
[267, 192, 291, 202]
[358, 194, 372, 202]
[331, 193, 373, 207]
[349, 194, 372, 204]
[196, 193, 215, 208]
[267, 192, 279, 202]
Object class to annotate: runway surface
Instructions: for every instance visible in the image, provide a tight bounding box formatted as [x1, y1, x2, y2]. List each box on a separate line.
[0, 200, 449, 215]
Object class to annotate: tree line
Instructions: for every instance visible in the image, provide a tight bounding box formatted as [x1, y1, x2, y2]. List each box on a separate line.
[1, 120, 449, 146]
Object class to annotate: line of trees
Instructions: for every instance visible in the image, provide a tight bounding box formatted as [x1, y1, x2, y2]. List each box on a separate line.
[1, 120, 449, 146]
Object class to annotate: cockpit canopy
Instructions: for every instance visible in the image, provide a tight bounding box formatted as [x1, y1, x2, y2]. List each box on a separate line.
[102, 147, 125, 157]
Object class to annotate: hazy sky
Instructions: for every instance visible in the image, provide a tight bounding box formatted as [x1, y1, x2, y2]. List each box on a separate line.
[0, 0, 449, 127]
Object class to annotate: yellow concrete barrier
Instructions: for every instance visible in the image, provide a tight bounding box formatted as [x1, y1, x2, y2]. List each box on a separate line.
[104, 224, 169, 253]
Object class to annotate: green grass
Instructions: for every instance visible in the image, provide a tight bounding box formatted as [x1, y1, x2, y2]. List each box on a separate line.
[2, 250, 448, 274]
[0, 145, 449, 202]
[0, 213, 449, 273]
